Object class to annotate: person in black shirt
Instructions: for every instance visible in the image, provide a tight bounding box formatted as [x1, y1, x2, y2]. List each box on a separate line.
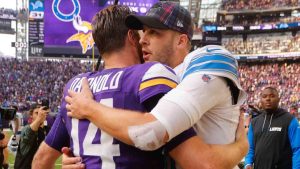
[244, 87, 300, 169]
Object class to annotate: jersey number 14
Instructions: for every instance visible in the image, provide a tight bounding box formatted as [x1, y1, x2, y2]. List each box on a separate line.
[71, 98, 120, 169]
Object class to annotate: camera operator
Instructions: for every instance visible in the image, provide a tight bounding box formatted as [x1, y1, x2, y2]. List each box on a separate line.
[14, 104, 49, 169]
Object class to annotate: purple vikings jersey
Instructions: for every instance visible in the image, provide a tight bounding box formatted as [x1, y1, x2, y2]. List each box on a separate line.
[45, 62, 196, 169]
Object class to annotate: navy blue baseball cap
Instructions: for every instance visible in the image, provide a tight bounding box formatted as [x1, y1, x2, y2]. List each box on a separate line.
[125, 1, 193, 39]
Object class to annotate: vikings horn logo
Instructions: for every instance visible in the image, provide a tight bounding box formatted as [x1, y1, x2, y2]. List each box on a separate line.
[66, 15, 95, 54]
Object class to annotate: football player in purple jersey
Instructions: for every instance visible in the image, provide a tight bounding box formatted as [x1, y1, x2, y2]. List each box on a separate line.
[32, 5, 196, 169]
[63, 2, 249, 169]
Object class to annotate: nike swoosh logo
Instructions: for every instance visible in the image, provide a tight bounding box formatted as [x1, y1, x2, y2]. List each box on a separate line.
[206, 48, 222, 53]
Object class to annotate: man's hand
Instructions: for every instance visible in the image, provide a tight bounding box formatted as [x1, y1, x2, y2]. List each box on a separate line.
[30, 107, 49, 131]
[61, 147, 85, 169]
[37, 107, 49, 124]
[235, 114, 249, 157]
[65, 77, 94, 119]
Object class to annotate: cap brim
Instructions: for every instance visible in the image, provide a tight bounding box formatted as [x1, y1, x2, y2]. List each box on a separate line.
[125, 15, 168, 30]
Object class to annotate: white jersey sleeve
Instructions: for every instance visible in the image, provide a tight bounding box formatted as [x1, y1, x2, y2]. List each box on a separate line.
[151, 73, 230, 140]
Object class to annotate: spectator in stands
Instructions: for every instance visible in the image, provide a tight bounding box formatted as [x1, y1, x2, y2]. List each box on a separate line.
[0, 58, 90, 113]
[244, 87, 300, 169]
[222, 0, 298, 11]
[14, 104, 49, 169]
[238, 61, 300, 116]
[1, 55, 299, 120]
[222, 32, 300, 55]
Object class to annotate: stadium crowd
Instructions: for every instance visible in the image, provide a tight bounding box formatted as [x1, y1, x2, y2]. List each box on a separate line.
[221, 0, 299, 11]
[221, 16, 300, 27]
[223, 32, 300, 54]
[0, 57, 299, 119]
[0, 58, 92, 113]
[239, 60, 300, 118]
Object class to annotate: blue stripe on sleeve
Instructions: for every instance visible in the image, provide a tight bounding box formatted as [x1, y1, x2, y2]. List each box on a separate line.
[288, 118, 300, 169]
[188, 54, 237, 70]
[245, 124, 255, 167]
[183, 62, 238, 79]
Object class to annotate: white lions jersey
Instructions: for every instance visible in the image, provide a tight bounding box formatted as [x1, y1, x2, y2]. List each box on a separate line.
[151, 45, 247, 169]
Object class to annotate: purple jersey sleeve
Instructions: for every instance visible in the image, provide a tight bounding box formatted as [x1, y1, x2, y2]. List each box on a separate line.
[44, 113, 69, 151]
[138, 63, 178, 103]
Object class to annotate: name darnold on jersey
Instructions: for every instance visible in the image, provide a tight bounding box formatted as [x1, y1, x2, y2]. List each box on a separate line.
[45, 62, 195, 169]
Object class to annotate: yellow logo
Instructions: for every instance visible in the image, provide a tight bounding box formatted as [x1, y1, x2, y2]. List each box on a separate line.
[66, 15, 94, 54]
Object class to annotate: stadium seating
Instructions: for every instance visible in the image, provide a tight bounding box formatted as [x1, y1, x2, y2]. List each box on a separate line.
[221, 0, 299, 11]
[239, 61, 300, 114]
[223, 32, 300, 54]
[0, 57, 299, 117]
[221, 16, 300, 27]
[0, 58, 92, 112]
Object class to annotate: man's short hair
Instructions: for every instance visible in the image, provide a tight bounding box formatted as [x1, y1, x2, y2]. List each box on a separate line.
[262, 86, 278, 94]
[125, 1, 194, 40]
[29, 104, 41, 116]
[92, 5, 134, 55]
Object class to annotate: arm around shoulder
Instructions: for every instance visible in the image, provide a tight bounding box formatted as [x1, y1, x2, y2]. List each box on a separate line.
[32, 141, 61, 169]
[169, 135, 248, 169]
[169, 115, 249, 169]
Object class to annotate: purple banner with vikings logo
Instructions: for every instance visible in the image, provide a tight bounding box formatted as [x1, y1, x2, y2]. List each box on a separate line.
[44, 0, 158, 54]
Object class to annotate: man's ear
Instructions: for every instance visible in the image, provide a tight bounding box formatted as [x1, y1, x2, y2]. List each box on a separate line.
[127, 29, 138, 46]
[177, 34, 189, 49]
